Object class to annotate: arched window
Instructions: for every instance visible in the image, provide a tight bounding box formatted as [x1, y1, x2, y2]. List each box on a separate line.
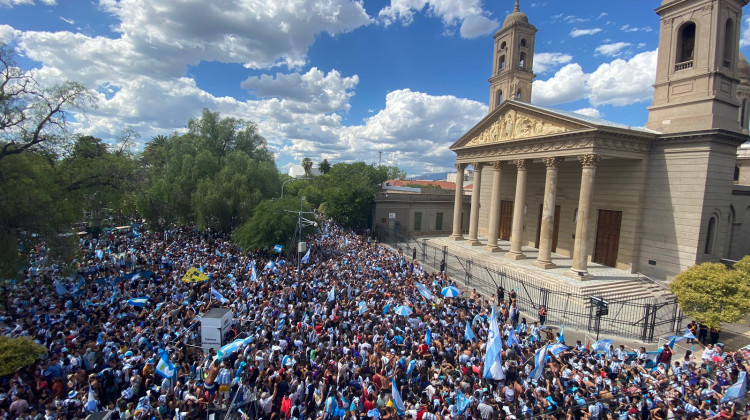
[499, 55, 506, 71]
[519, 52, 526, 69]
[496, 90, 503, 105]
[741, 99, 747, 128]
[704, 216, 717, 254]
[500, 41, 507, 49]
[516, 89, 522, 99]
[520, 39, 527, 47]
[735, 165, 741, 182]
[723, 19, 734, 67]
[676, 22, 696, 66]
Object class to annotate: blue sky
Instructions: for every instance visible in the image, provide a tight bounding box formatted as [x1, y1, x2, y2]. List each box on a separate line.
[2, 0, 750, 177]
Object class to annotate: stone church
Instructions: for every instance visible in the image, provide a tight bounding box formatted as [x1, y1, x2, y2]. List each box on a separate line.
[448, 0, 750, 280]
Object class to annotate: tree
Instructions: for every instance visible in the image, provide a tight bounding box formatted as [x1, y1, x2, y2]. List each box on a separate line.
[0, 336, 47, 376]
[383, 165, 407, 180]
[670, 257, 750, 329]
[1, 44, 94, 161]
[301, 157, 313, 177]
[233, 196, 315, 250]
[319, 158, 331, 174]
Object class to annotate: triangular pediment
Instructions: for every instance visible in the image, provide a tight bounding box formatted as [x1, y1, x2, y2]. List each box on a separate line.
[451, 101, 594, 150]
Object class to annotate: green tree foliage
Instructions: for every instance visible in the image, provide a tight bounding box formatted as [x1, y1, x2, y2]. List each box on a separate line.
[670, 257, 750, 329]
[139, 109, 279, 230]
[302, 162, 389, 229]
[301, 157, 313, 177]
[384, 165, 407, 180]
[0, 336, 47, 376]
[318, 158, 331, 174]
[233, 196, 313, 250]
[1, 43, 94, 161]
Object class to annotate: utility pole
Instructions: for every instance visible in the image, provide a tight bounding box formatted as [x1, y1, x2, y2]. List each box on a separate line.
[283, 196, 317, 280]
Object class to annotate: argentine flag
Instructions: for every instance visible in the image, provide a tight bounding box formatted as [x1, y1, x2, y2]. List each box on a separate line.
[483, 306, 505, 380]
[264, 260, 275, 271]
[391, 379, 405, 415]
[721, 371, 747, 403]
[250, 260, 258, 281]
[425, 328, 431, 346]
[127, 297, 149, 307]
[274, 244, 283, 253]
[155, 352, 176, 379]
[211, 287, 229, 304]
[529, 344, 550, 381]
[301, 248, 311, 264]
[558, 323, 565, 343]
[464, 320, 477, 342]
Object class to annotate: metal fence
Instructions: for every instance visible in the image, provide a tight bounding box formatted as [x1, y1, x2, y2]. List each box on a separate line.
[383, 232, 685, 343]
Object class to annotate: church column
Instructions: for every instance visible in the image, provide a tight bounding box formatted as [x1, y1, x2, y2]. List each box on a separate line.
[467, 162, 484, 246]
[505, 159, 529, 260]
[534, 157, 562, 269]
[485, 161, 505, 252]
[449, 163, 467, 240]
[569, 154, 600, 279]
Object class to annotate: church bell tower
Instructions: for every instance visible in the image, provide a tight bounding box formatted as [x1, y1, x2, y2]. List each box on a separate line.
[647, 0, 749, 133]
[488, 1, 537, 113]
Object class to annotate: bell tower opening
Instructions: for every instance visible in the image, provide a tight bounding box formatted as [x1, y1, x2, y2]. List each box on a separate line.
[488, 0, 537, 113]
[647, 0, 748, 133]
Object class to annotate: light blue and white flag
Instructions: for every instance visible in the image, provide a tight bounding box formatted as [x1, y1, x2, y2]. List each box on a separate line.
[529, 344, 550, 381]
[383, 303, 391, 314]
[483, 306, 505, 380]
[721, 371, 747, 403]
[391, 379, 405, 415]
[211, 287, 229, 304]
[506, 327, 520, 347]
[127, 297, 148, 308]
[358, 301, 367, 314]
[301, 248, 311, 264]
[95, 249, 104, 260]
[464, 321, 477, 342]
[425, 328, 431, 346]
[215, 249, 225, 257]
[666, 327, 697, 346]
[327, 286, 335, 302]
[415, 282, 434, 301]
[264, 260, 275, 271]
[558, 323, 565, 343]
[548, 343, 568, 356]
[155, 351, 176, 378]
[54, 280, 68, 296]
[592, 339, 613, 354]
[273, 244, 282, 253]
[456, 391, 473, 415]
[250, 260, 258, 281]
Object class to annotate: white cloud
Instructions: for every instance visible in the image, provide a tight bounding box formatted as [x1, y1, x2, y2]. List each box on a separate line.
[460, 15, 499, 39]
[596, 12, 608, 20]
[570, 28, 602, 38]
[531, 63, 589, 105]
[533, 52, 573, 74]
[532, 49, 657, 108]
[241, 68, 359, 114]
[741, 16, 750, 48]
[595, 42, 631, 57]
[620, 24, 652, 33]
[0, 24, 21, 43]
[59, 16, 74, 25]
[378, 0, 497, 39]
[573, 107, 601, 118]
[0, 0, 54, 6]
[588, 49, 657, 106]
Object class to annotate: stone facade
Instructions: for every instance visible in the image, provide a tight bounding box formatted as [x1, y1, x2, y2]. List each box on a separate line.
[450, 0, 750, 280]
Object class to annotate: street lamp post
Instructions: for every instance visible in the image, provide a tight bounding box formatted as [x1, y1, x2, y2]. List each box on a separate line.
[280, 177, 310, 198]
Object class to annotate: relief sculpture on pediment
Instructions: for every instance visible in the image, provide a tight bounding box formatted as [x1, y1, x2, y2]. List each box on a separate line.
[465, 109, 570, 147]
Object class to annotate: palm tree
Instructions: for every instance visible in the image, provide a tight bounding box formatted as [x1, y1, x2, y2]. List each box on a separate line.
[301, 157, 313, 177]
[319, 158, 331, 174]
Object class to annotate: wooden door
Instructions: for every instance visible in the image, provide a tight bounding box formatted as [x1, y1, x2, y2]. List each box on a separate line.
[593, 210, 622, 267]
[535, 204, 561, 252]
[498, 200, 513, 240]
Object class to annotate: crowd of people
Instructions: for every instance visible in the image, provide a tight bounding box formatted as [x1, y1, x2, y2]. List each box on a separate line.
[0, 220, 748, 420]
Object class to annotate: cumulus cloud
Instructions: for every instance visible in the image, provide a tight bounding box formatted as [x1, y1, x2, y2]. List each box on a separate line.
[532, 49, 657, 108]
[337, 89, 487, 174]
[595, 42, 630, 57]
[570, 28, 602, 37]
[241, 68, 359, 114]
[573, 108, 601, 118]
[534, 52, 573, 74]
[378, 0, 497, 39]
[0, 24, 21, 43]
[620, 24, 652, 33]
[741, 16, 750, 48]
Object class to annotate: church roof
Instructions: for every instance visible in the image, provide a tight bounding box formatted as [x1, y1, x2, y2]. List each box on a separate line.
[503, 1, 529, 27]
[520, 102, 660, 134]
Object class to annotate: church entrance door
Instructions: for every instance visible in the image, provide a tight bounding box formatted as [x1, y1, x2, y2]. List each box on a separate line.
[498, 200, 513, 241]
[593, 210, 622, 268]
